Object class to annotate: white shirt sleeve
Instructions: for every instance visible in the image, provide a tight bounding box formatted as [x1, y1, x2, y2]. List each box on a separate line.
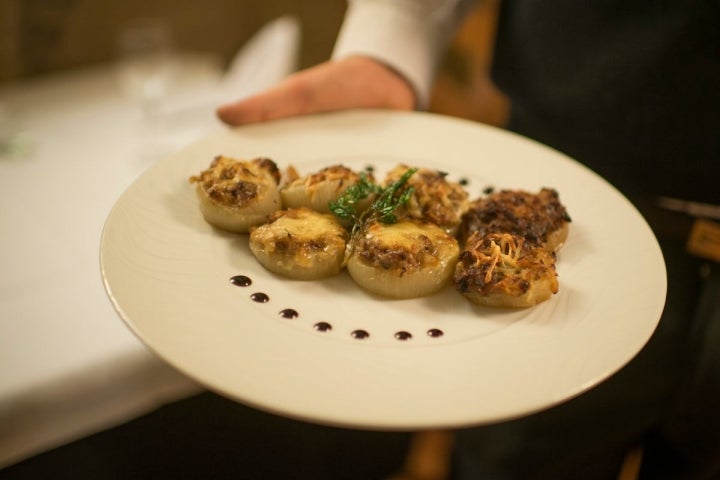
[332, 0, 476, 109]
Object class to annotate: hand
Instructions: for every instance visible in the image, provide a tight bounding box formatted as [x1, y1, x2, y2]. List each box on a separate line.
[216, 56, 416, 126]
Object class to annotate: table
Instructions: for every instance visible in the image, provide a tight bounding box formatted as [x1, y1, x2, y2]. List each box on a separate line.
[0, 26, 299, 465]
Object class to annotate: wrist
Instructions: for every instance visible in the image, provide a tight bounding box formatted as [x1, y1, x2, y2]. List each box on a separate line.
[338, 56, 416, 110]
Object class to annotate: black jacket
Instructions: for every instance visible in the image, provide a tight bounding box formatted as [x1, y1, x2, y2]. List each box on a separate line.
[492, 0, 719, 204]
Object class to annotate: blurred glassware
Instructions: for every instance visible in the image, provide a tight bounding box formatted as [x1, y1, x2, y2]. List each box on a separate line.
[0, 101, 32, 158]
[115, 18, 176, 115]
[115, 18, 177, 160]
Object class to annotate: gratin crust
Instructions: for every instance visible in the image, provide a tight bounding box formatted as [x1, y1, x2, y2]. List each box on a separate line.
[383, 164, 469, 234]
[190, 156, 280, 205]
[461, 188, 570, 251]
[347, 220, 460, 298]
[454, 232, 558, 307]
[249, 207, 349, 280]
[280, 164, 372, 214]
[189, 156, 281, 232]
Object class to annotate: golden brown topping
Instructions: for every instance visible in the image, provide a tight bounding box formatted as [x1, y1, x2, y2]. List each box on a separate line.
[307, 165, 362, 189]
[454, 232, 557, 300]
[280, 164, 375, 215]
[383, 164, 469, 233]
[282, 165, 366, 195]
[460, 188, 571, 247]
[189, 156, 280, 207]
[355, 220, 458, 275]
[249, 207, 349, 275]
[255, 157, 281, 184]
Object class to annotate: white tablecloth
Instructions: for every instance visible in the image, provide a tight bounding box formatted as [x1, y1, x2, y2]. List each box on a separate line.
[0, 60, 223, 468]
[0, 16, 299, 467]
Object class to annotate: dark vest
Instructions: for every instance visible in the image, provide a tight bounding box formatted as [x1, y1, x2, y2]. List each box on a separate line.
[491, 0, 720, 204]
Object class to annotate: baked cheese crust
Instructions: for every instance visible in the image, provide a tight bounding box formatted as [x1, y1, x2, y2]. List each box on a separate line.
[460, 188, 570, 251]
[249, 207, 349, 280]
[189, 156, 281, 233]
[347, 220, 460, 298]
[383, 164, 469, 235]
[454, 232, 558, 308]
[280, 164, 372, 214]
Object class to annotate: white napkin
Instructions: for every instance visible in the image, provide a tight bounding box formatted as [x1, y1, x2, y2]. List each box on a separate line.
[220, 14, 301, 100]
[161, 15, 301, 118]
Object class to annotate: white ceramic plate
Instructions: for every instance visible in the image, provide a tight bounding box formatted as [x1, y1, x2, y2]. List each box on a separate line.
[100, 110, 666, 430]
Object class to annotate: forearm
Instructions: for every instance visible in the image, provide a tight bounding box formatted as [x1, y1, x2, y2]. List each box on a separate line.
[332, 0, 477, 109]
[216, 0, 476, 126]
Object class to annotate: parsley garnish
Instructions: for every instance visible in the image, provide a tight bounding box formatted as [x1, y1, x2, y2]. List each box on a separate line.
[370, 168, 417, 224]
[330, 168, 417, 259]
[328, 172, 381, 223]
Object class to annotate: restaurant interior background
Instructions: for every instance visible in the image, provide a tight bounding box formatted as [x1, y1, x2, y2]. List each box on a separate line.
[0, 0, 507, 478]
[0, 0, 508, 123]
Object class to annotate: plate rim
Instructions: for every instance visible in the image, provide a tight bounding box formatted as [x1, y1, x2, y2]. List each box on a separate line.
[100, 109, 666, 430]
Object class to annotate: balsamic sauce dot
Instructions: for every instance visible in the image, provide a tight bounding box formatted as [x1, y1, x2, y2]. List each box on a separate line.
[365, 165, 375, 173]
[314, 322, 332, 332]
[427, 328, 444, 338]
[395, 331, 412, 341]
[459, 177, 469, 186]
[279, 308, 298, 319]
[351, 329, 369, 340]
[230, 275, 252, 286]
[482, 186, 495, 195]
[250, 292, 269, 303]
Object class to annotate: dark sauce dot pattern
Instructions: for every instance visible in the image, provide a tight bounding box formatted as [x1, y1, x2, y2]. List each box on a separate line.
[427, 328, 444, 338]
[314, 322, 332, 332]
[230, 275, 444, 342]
[351, 329, 370, 340]
[395, 331, 412, 341]
[279, 309, 299, 319]
[230, 275, 252, 286]
[250, 292, 269, 303]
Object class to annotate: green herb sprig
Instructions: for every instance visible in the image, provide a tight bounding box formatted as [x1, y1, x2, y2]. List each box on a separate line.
[328, 172, 381, 224]
[330, 168, 417, 227]
[330, 168, 417, 259]
[370, 168, 417, 224]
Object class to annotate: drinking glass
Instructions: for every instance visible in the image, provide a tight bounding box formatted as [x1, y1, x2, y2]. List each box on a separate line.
[115, 18, 175, 114]
[115, 18, 176, 159]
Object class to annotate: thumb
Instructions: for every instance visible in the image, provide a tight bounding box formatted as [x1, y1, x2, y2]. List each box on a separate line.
[216, 56, 416, 126]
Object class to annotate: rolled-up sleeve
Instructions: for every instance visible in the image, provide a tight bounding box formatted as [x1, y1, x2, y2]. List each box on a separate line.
[332, 0, 474, 109]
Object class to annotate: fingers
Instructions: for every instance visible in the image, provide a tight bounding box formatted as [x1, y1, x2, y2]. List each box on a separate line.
[216, 57, 416, 126]
[216, 69, 318, 125]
